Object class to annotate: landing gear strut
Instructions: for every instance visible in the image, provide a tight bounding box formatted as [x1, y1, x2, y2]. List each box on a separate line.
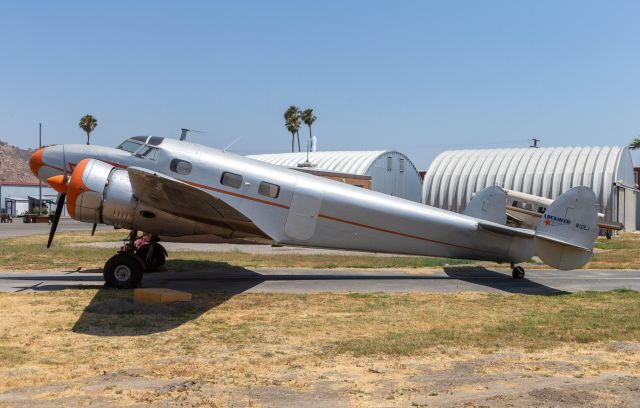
[103, 231, 167, 288]
[511, 263, 525, 279]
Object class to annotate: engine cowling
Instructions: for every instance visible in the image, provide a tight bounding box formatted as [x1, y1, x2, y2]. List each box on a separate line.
[65, 158, 224, 236]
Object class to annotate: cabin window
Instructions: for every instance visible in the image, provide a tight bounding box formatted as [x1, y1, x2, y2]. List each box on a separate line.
[537, 206, 546, 214]
[387, 156, 392, 172]
[221, 172, 243, 189]
[258, 181, 280, 198]
[399, 158, 405, 173]
[170, 159, 192, 175]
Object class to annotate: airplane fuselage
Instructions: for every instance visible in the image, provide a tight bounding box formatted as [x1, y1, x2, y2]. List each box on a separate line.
[32, 137, 535, 264]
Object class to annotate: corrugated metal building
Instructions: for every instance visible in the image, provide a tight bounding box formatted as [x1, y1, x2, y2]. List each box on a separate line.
[422, 146, 637, 231]
[248, 151, 423, 202]
[0, 182, 66, 217]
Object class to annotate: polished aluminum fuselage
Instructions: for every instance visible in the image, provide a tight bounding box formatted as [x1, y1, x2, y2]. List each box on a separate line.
[41, 139, 535, 263]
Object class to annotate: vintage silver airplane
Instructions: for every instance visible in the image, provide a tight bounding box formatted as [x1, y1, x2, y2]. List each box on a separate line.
[29, 136, 599, 288]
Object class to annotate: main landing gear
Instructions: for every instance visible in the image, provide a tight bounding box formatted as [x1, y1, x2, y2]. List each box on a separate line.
[511, 263, 525, 279]
[103, 231, 167, 289]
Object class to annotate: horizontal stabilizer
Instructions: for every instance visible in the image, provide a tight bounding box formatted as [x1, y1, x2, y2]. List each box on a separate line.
[534, 186, 599, 270]
[477, 220, 534, 238]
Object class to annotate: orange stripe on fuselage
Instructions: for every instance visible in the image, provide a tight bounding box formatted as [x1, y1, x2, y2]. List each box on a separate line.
[181, 179, 290, 210]
[317, 214, 478, 252]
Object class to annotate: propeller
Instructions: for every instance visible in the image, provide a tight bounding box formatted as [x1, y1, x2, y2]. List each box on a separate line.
[46, 172, 69, 249]
[91, 223, 97, 236]
[47, 192, 66, 248]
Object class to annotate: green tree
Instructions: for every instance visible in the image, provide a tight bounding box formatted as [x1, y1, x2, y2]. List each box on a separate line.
[300, 108, 317, 148]
[284, 106, 301, 152]
[79, 114, 98, 145]
[629, 137, 640, 150]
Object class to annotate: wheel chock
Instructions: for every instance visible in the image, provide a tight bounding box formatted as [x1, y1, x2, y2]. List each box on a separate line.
[134, 288, 192, 304]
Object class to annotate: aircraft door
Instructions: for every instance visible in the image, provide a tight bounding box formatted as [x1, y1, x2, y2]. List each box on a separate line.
[285, 178, 324, 241]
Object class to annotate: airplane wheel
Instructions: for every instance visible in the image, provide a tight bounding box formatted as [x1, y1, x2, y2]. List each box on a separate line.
[104, 253, 143, 288]
[136, 244, 166, 272]
[512, 265, 525, 279]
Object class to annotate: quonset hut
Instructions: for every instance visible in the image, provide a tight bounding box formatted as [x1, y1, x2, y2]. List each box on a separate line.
[248, 151, 423, 202]
[422, 146, 637, 231]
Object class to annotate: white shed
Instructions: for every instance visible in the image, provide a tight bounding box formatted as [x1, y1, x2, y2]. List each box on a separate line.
[5, 197, 29, 217]
[248, 151, 423, 202]
[422, 146, 637, 231]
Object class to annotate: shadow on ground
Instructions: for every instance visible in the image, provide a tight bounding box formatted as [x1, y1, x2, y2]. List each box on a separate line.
[0, 260, 569, 336]
[443, 266, 568, 295]
[71, 263, 264, 337]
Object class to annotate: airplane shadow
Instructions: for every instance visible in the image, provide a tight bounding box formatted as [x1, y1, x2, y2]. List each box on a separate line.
[0, 260, 567, 337]
[70, 263, 264, 337]
[443, 266, 569, 295]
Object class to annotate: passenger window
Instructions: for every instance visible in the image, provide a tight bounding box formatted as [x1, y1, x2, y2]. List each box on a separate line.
[170, 159, 192, 175]
[258, 181, 280, 198]
[221, 172, 243, 189]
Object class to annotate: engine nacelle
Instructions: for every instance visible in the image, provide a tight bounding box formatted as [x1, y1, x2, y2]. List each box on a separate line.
[67, 158, 224, 236]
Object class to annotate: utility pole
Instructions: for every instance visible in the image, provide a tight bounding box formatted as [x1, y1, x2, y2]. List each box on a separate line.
[530, 138, 540, 148]
[38, 123, 42, 214]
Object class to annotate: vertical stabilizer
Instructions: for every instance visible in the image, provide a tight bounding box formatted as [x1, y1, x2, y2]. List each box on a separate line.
[534, 186, 599, 270]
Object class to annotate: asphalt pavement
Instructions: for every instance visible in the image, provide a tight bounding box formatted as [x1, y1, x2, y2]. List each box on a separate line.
[0, 268, 638, 294]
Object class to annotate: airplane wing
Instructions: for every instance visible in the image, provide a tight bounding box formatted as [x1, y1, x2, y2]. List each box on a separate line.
[126, 167, 268, 238]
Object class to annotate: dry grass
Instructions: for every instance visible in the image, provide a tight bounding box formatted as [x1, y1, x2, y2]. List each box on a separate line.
[0, 231, 638, 272]
[0, 231, 472, 271]
[1, 290, 639, 385]
[588, 233, 640, 269]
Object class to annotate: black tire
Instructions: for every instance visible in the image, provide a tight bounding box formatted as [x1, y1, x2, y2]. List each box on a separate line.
[103, 253, 144, 289]
[136, 244, 166, 272]
[512, 266, 525, 279]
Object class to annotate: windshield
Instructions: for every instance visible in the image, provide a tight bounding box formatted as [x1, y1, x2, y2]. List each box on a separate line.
[117, 139, 144, 153]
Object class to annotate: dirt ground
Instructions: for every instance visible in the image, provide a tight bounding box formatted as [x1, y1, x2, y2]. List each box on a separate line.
[0, 290, 639, 407]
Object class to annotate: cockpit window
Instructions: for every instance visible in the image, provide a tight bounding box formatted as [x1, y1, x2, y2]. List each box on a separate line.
[147, 136, 164, 146]
[117, 139, 144, 153]
[137, 146, 158, 160]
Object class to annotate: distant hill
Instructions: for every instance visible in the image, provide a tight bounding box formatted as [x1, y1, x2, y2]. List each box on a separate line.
[0, 140, 39, 183]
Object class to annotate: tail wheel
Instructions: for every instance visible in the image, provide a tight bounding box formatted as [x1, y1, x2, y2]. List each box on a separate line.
[136, 243, 166, 272]
[104, 253, 143, 288]
[512, 265, 525, 279]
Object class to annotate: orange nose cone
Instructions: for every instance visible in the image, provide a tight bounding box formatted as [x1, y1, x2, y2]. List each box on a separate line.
[47, 175, 68, 193]
[29, 148, 45, 178]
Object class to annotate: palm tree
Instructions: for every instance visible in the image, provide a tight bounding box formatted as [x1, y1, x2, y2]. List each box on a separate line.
[300, 108, 317, 148]
[629, 137, 640, 150]
[284, 106, 301, 152]
[79, 114, 98, 145]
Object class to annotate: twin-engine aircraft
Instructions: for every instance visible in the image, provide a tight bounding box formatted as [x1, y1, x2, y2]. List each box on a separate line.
[29, 136, 599, 288]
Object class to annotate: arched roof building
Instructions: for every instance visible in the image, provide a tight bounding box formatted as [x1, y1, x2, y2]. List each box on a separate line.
[422, 146, 637, 230]
[248, 151, 423, 202]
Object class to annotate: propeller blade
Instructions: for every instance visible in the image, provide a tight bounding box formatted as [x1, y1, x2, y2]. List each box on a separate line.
[91, 223, 97, 236]
[47, 193, 66, 248]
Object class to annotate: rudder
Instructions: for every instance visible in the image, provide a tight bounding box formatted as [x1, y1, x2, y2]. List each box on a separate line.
[534, 186, 599, 270]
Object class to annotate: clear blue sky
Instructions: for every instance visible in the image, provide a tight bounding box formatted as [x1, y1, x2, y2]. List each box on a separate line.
[1, 0, 639, 168]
